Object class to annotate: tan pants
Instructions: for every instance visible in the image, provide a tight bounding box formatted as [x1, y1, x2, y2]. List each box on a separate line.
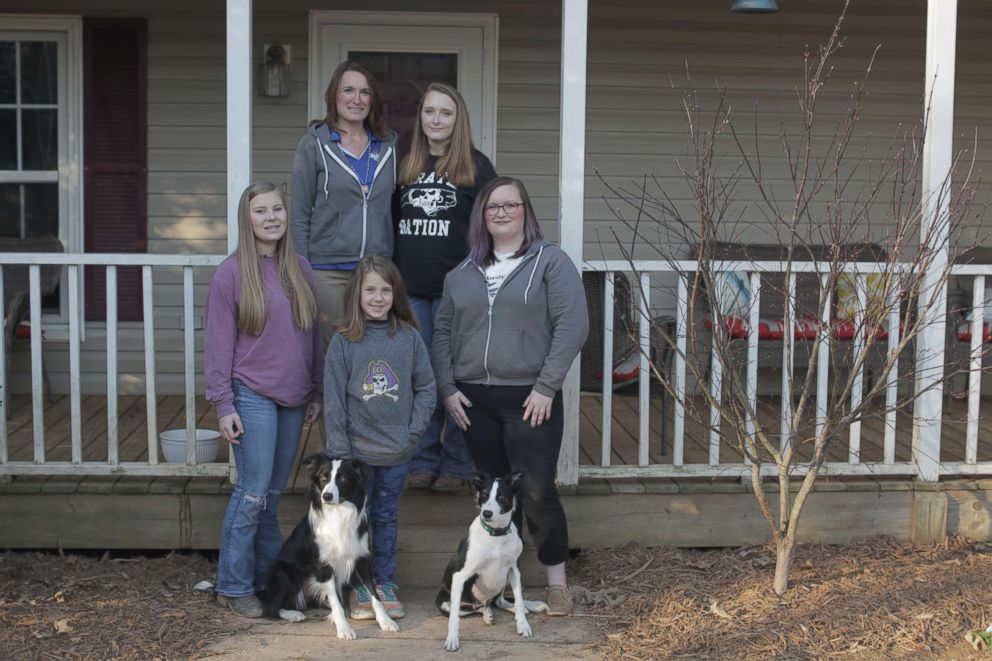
[312, 269, 352, 348]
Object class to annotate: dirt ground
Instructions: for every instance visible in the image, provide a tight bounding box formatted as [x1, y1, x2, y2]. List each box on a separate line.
[2, 537, 992, 660]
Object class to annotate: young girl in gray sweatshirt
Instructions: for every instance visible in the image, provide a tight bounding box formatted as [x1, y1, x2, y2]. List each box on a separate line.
[323, 255, 435, 621]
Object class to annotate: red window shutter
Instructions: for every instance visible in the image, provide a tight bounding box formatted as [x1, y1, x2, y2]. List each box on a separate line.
[83, 18, 148, 322]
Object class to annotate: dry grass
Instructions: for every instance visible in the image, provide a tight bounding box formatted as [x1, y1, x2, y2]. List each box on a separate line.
[570, 536, 992, 660]
[0, 550, 244, 660]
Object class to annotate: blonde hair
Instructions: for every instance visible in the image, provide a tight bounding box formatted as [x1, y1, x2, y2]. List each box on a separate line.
[399, 83, 478, 188]
[336, 255, 418, 342]
[235, 182, 318, 335]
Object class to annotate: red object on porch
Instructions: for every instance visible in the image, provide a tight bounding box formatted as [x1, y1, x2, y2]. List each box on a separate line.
[956, 322, 992, 344]
[704, 314, 890, 341]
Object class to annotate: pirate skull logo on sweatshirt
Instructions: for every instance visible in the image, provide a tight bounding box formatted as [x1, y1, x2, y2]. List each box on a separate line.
[362, 360, 400, 401]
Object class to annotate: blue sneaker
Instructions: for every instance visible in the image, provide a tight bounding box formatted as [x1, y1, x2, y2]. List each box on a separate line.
[375, 582, 405, 618]
[349, 584, 374, 620]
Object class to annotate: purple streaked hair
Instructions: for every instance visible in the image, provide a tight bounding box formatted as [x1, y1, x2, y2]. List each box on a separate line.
[467, 176, 545, 267]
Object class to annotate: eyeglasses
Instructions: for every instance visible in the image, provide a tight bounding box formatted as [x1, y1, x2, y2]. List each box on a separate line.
[483, 202, 523, 216]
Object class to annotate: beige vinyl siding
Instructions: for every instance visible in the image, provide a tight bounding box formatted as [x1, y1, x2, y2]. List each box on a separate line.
[1, 0, 989, 394]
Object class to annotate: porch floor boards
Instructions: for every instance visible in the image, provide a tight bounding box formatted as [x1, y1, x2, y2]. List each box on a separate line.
[3, 392, 990, 475]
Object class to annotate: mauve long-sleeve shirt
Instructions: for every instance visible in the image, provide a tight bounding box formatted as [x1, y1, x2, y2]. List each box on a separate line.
[204, 254, 324, 418]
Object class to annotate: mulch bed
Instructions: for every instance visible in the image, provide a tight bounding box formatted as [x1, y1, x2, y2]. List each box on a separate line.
[570, 536, 992, 659]
[3, 538, 992, 659]
[0, 550, 244, 661]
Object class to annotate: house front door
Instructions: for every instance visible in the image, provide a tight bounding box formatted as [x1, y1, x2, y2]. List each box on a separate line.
[308, 12, 498, 160]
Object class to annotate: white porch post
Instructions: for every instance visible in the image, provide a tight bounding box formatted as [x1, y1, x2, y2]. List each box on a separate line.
[914, 0, 957, 482]
[226, 0, 252, 253]
[557, 0, 588, 486]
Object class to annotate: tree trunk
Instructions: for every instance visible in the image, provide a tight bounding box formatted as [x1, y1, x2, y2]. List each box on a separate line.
[773, 539, 794, 596]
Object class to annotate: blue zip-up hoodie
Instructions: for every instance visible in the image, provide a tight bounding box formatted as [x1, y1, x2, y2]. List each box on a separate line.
[432, 240, 589, 399]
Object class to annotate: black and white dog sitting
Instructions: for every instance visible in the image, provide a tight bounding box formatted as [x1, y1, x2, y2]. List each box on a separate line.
[437, 472, 549, 652]
[261, 453, 399, 639]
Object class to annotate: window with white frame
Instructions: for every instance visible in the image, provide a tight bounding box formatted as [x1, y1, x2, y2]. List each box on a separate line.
[0, 17, 83, 317]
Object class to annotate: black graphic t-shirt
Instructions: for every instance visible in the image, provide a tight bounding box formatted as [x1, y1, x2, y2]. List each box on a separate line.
[393, 150, 497, 298]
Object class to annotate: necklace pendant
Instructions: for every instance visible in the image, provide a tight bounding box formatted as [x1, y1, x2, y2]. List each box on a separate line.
[361, 184, 370, 194]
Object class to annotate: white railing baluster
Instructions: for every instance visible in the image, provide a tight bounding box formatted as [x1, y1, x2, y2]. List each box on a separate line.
[106, 266, 119, 465]
[184, 266, 197, 464]
[816, 274, 830, 441]
[639, 272, 651, 466]
[673, 275, 687, 467]
[68, 265, 82, 464]
[600, 273, 614, 467]
[884, 279, 900, 464]
[849, 273, 866, 464]
[0, 267, 6, 463]
[29, 265, 44, 463]
[966, 275, 985, 464]
[781, 272, 795, 451]
[709, 275, 722, 466]
[143, 266, 158, 464]
[745, 272, 760, 465]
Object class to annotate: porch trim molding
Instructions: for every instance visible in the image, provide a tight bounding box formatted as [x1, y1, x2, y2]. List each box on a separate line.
[557, 0, 588, 485]
[225, 0, 252, 253]
[914, 0, 957, 482]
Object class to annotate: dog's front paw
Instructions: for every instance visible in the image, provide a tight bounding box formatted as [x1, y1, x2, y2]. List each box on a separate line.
[516, 618, 533, 638]
[278, 608, 306, 623]
[335, 622, 357, 640]
[377, 615, 400, 633]
[482, 607, 495, 625]
[444, 633, 460, 652]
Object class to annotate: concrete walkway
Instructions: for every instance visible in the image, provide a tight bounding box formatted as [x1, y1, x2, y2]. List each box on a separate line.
[207, 589, 603, 660]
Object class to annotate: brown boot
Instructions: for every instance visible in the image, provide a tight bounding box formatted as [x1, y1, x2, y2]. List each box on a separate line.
[407, 472, 435, 489]
[431, 474, 465, 492]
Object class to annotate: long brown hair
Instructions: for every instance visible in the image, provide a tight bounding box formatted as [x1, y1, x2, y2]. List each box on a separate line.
[234, 182, 318, 335]
[399, 82, 477, 187]
[336, 255, 418, 342]
[310, 60, 388, 140]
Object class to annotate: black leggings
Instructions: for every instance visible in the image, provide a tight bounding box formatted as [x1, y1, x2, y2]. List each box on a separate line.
[457, 382, 569, 566]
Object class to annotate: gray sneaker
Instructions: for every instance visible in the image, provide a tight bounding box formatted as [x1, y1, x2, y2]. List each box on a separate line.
[218, 593, 263, 618]
[545, 585, 573, 616]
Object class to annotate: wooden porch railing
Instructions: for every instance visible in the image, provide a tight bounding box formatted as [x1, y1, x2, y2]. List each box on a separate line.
[0, 252, 227, 476]
[2, 252, 991, 482]
[580, 260, 992, 482]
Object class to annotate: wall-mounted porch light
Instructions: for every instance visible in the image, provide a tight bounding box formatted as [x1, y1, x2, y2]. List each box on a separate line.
[260, 43, 291, 97]
[731, 0, 778, 13]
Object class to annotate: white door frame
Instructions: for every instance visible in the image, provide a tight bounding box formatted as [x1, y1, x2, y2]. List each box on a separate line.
[308, 11, 498, 159]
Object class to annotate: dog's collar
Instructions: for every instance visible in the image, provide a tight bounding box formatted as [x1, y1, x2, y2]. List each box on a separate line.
[480, 518, 512, 537]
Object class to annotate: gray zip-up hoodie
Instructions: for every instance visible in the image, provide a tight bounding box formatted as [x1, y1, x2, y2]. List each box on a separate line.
[290, 123, 397, 265]
[324, 321, 436, 467]
[432, 240, 589, 399]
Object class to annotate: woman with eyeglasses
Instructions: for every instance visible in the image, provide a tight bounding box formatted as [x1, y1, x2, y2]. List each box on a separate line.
[394, 83, 496, 493]
[431, 176, 588, 616]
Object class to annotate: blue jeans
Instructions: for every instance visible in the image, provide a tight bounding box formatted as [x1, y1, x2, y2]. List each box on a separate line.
[217, 380, 305, 597]
[368, 462, 410, 585]
[408, 295, 474, 480]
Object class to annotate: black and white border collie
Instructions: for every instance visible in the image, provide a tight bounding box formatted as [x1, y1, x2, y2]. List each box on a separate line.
[437, 472, 549, 652]
[262, 454, 399, 639]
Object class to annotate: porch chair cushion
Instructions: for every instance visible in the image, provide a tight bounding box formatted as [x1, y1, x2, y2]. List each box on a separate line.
[697, 241, 888, 342]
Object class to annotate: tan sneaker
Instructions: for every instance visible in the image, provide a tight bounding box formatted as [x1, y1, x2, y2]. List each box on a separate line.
[545, 584, 572, 616]
[431, 474, 465, 492]
[217, 593, 263, 618]
[407, 472, 435, 489]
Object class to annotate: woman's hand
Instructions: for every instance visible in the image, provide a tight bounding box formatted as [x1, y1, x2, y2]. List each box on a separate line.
[218, 412, 244, 445]
[522, 390, 553, 428]
[444, 391, 473, 431]
[305, 402, 322, 424]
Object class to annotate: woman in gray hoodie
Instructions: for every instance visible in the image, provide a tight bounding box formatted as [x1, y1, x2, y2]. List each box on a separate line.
[290, 61, 398, 343]
[432, 176, 589, 616]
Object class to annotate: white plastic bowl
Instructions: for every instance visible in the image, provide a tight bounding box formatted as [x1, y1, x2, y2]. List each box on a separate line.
[159, 429, 221, 463]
